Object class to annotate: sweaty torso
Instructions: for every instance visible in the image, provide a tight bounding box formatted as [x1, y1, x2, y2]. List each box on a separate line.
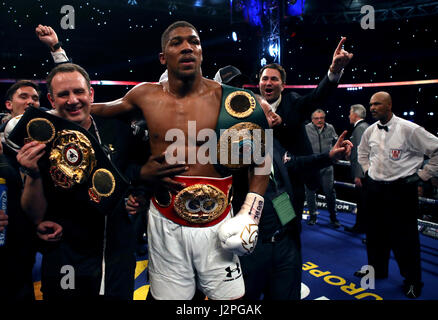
[130, 78, 222, 177]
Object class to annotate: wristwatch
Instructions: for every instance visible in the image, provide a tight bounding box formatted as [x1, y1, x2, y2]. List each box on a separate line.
[19, 166, 41, 179]
[51, 41, 63, 52]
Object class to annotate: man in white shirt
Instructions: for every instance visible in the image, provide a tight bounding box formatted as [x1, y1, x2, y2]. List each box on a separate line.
[357, 91, 438, 299]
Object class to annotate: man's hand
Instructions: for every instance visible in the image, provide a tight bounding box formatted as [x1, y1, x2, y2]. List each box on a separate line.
[140, 153, 188, 194]
[126, 194, 147, 215]
[330, 37, 353, 73]
[270, 111, 282, 127]
[35, 24, 59, 50]
[0, 210, 8, 232]
[329, 130, 353, 161]
[16, 141, 46, 172]
[37, 221, 63, 242]
[354, 177, 363, 188]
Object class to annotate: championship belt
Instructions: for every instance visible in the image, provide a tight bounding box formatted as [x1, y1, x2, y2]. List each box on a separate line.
[152, 175, 233, 227]
[216, 84, 269, 171]
[49, 130, 96, 189]
[8, 107, 129, 215]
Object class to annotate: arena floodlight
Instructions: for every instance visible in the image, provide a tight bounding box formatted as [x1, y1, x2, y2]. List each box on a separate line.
[268, 43, 278, 58]
[232, 31, 238, 42]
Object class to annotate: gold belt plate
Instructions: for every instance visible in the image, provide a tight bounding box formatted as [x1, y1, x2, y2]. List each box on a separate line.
[225, 90, 256, 119]
[173, 184, 228, 224]
[49, 130, 96, 188]
[217, 122, 265, 169]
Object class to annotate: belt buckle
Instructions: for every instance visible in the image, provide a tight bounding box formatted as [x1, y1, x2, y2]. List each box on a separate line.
[173, 184, 228, 224]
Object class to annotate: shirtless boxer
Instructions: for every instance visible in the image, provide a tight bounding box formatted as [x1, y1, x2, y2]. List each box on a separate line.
[92, 21, 270, 300]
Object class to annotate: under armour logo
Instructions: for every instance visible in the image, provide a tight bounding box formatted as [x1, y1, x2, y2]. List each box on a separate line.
[225, 263, 241, 278]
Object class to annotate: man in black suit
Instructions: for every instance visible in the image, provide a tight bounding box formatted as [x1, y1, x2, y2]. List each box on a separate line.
[344, 104, 369, 233]
[16, 63, 149, 300]
[258, 37, 353, 236]
[240, 96, 352, 299]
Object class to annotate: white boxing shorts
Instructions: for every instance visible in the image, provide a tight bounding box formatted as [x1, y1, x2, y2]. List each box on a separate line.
[147, 201, 245, 300]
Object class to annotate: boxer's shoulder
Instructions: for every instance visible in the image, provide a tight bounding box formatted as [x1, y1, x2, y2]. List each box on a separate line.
[131, 81, 162, 94]
[201, 77, 222, 99]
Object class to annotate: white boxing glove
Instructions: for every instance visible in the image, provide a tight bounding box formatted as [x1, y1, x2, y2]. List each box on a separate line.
[3, 114, 23, 151]
[217, 192, 264, 256]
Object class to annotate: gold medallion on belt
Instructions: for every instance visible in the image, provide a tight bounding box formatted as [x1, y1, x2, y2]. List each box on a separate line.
[88, 168, 116, 203]
[173, 184, 229, 224]
[49, 130, 97, 189]
[26, 118, 56, 144]
[217, 122, 265, 170]
[225, 90, 256, 118]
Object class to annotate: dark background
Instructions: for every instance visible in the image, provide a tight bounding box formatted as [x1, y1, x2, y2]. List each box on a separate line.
[1, 0, 437, 135]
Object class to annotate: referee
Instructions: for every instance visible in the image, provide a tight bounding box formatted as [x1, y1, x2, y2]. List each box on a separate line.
[357, 91, 438, 299]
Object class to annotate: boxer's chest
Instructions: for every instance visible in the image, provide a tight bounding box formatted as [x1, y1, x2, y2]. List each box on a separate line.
[144, 94, 221, 143]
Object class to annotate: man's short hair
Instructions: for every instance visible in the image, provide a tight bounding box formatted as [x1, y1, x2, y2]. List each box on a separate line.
[350, 104, 366, 119]
[5, 80, 40, 101]
[161, 21, 199, 52]
[312, 109, 326, 118]
[46, 63, 91, 95]
[259, 63, 286, 84]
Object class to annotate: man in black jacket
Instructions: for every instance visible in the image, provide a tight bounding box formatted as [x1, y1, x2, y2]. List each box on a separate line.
[240, 96, 352, 299]
[0, 80, 42, 300]
[258, 37, 353, 239]
[0, 135, 38, 300]
[344, 104, 368, 233]
[16, 63, 149, 300]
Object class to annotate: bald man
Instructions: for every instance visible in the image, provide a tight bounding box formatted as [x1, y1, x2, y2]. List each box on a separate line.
[357, 91, 438, 298]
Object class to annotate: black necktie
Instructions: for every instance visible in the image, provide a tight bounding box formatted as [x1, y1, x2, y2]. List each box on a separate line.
[377, 124, 388, 132]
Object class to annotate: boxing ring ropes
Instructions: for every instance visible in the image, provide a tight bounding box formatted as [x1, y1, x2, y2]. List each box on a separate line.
[311, 160, 438, 240]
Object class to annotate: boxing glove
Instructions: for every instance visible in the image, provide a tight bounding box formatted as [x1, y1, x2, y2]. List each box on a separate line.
[3, 114, 23, 151]
[217, 192, 264, 256]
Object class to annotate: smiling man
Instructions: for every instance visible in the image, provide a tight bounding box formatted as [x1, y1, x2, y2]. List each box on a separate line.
[91, 21, 270, 300]
[45, 67, 93, 128]
[16, 63, 149, 300]
[4, 81, 41, 118]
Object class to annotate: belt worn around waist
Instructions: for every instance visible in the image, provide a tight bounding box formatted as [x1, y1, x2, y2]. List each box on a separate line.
[368, 173, 419, 185]
[152, 175, 233, 228]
